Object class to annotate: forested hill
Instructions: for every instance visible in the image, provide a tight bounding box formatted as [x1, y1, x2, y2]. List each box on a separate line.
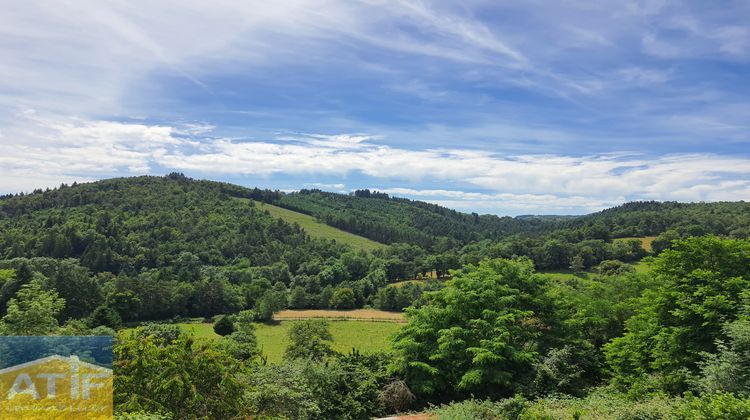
[275, 189, 555, 247]
[1, 174, 749, 323]
[2, 175, 748, 256]
[274, 189, 750, 249]
[560, 200, 750, 240]
[0, 174, 344, 274]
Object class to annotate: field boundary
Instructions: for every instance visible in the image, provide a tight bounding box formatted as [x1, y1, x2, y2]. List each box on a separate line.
[273, 316, 407, 323]
[273, 309, 406, 323]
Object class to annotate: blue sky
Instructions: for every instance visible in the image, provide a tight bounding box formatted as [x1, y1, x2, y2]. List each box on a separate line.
[1, 1, 749, 215]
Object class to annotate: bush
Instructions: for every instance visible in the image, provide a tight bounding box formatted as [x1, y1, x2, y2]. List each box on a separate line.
[520, 391, 678, 419]
[217, 329, 260, 361]
[674, 393, 750, 419]
[133, 323, 183, 346]
[213, 315, 234, 336]
[245, 355, 390, 420]
[696, 316, 750, 395]
[429, 399, 507, 420]
[596, 260, 635, 277]
[284, 319, 333, 361]
[89, 304, 122, 329]
[244, 362, 321, 419]
[379, 380, 415, 414]
[532, 344, 599, 396]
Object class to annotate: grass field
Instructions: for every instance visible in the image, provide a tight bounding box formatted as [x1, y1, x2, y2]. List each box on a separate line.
[389, 279, 428, 287]
[253, 201, 385, 252]
[537, 269, 593, 281]
[177, 320, 402, 363]
[274, 309, 405, 322]
[614, 236, 657, 252]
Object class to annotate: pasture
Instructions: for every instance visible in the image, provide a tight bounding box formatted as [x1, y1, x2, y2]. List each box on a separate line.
[274, 309, 405, 322]
[613, 236, 657, 252]
[254, 202, 385, 252]
[177, 319, 402, 363]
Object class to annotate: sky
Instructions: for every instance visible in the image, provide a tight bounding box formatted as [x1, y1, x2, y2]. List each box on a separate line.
[1, 0, 749, 216]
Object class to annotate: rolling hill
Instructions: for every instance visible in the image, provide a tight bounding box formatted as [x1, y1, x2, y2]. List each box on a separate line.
[249, 201, 384, 252]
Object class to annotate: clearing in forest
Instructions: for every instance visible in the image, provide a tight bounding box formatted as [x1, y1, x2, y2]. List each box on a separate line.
[613, 236, 657, 252]
[254, 201, 385, 252]
[176, 320, 402, 363]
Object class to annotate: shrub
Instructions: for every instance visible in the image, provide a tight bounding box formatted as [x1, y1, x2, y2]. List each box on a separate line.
[284, 319, 333, 361]
[213, 315, 234, 336]
[379, 380, 415, 414]
[89, 304, 123, 329]
[674, 392, 750, 420]
[133, 323, 183, 346]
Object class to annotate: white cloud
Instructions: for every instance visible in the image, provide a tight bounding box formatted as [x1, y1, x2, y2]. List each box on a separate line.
[1, 1, 749, 214]
[4, 115, 748, 213]
[0, 112, 190, 192]
[304, 183, 347, 191]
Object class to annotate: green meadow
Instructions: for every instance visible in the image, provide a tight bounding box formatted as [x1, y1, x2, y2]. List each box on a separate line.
[254, 201, 385, 252]
[178, 320, 402, 363]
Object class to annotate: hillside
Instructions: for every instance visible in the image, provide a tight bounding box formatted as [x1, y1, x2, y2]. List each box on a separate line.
[275, 189, 555, 248]
[271, 189, 750, 273]
[0, 174, 397, 323]
[2, 174, 749, 324]
[0, 174, 345, 273]
[252, 201, 384, 252]
[271, 190, 750, 251]
[557, 200, 750, 239]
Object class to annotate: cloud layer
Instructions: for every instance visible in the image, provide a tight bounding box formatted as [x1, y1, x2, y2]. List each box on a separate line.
[3, 113, 749, 214]
[1, 1, 749, 214]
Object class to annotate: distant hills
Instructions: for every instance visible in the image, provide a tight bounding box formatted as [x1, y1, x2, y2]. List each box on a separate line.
[2, 174, 748, 259]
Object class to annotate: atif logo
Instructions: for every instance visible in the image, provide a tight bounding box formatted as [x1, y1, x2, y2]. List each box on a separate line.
[0, 354, 113, 419]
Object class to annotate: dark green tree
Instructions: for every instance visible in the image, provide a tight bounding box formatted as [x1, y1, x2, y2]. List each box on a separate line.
[284, 319, 334, 362]
[213, 315, 235, 336]
[89, 304, 122, 329]
[330, 287, 356, 310]
[392, 258, 546, 398]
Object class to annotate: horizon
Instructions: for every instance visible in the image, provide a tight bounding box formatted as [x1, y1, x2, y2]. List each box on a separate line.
[5, 173, 743, 218]
[2, 2, 749, 215]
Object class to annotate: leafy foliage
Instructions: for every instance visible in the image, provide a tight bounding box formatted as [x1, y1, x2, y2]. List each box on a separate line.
[213, 315, 234, 336]
[285, 319, 334, 361]
[605, 237, 750, 393]
[0, 280, 65, 335]
[114, 328, 249, 419]
[392, 258, 547, 398]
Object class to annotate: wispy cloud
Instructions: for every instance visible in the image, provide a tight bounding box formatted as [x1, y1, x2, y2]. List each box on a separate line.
[3, 116, 749, 214]
[1, 1, 749, 214]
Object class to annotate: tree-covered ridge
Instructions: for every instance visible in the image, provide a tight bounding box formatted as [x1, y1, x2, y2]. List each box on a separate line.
[277, 189, 554, 248]
[0, 174, 330, 272]
[0, 175, 393, 323]
[563, 200, 750, 239]
[1, 175, 748, 327]
[276, 189, 749, 253]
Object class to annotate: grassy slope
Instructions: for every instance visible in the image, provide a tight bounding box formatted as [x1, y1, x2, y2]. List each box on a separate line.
[178, 320, 402, 363]
[254, 201, 385, 252]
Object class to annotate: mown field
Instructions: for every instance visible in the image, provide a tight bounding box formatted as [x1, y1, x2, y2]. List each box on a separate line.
[253, 201, 385, 252]
[178, 319, 402, 363]
[274, 309, 405, 322]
